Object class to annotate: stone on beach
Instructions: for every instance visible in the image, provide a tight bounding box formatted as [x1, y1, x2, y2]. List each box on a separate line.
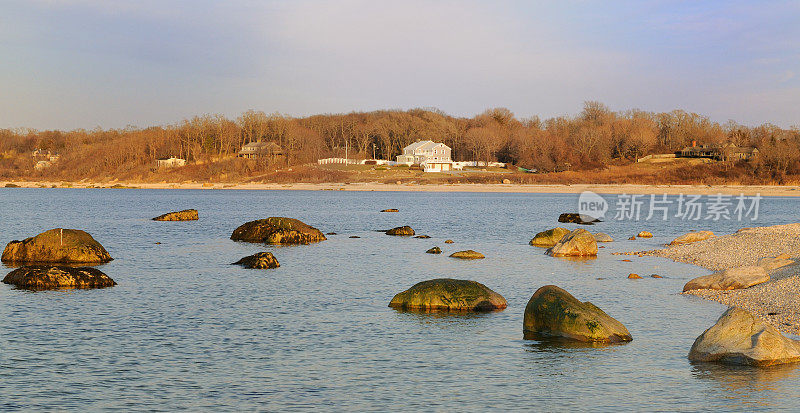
[545, 229, 598, 257]
[594, 232, 614, 242]
[669, 230, 714, 245]
[683, 265, 769, 292]
[386, 226, 415, 236]
[523, 285, 632, 343]
[231, 252, 280, 269]
[152, 209, 198, 221]
[230, 217, 326, 244]
[388, 278, 507, 311]
[3, 265, 116, 290]
[449, 250, 485, 259]
[2, 228, 112, 264]
[529, 227, 570, 248]
[688, 307, 800, 366]
[758, 254, 794, 271]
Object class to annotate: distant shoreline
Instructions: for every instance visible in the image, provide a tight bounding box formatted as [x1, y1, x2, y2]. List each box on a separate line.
[4, 181, 800, 196]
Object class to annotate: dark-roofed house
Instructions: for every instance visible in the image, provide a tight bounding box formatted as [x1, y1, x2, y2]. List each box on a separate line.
[238, 141, 286, 163]
[677, 142, 758, 161]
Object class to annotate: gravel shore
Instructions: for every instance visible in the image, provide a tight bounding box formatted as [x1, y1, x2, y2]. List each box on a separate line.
[621, 223, 800, 335]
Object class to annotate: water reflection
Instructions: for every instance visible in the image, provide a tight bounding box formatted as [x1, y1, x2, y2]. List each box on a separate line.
[691, 362, 800, 407]
[522, 334, 628, 351]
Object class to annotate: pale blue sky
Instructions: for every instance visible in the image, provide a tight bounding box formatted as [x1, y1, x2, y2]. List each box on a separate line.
[1, 0, 798, 129]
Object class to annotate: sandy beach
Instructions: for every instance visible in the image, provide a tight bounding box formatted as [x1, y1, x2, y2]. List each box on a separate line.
[5, 180, 800, 196]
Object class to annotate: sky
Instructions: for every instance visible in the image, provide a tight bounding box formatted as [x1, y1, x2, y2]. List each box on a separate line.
[1, 0, 798, 130]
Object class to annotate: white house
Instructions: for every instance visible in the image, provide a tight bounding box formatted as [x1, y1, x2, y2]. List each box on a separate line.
[156, 157, 187, 168]
[396, 140, 453, 172]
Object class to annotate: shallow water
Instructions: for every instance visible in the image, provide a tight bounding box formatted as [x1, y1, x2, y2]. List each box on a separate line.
[1, 188, 800, 411]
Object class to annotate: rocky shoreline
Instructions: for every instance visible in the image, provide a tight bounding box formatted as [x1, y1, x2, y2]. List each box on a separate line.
[623, 223, 800, 335]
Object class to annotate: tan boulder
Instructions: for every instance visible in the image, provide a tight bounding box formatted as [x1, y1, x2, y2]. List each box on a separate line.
[389, 278, 507, 311]
[449, 250, 485, 259]
[545, 228, 598, 257]
[2, 265, 116, 290]
[637, 231, 653, 238]
[529, 227, 570, 247]
[2, 229, 112, 264]
[683, 265, 769, 292]
[230, 217, 326, 244]
[523, 285, 632, 343]
[386, 226, 415, 236]
[669, 230, 714, 245]
[594, 232, 614, 242]
[758, 254, 794, 271]
[689, 307, 800, 366]
[152, 209, 198, 221]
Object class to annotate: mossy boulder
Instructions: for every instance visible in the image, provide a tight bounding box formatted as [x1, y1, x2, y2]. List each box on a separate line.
[3, 265, 116, 290]
[2, 229, 112, 264]
[389, 278, 507, 311]
[152, 209, 199, 221]
[449, 250, 485, 259]
[231, 252, 280, 269]
[689, 307, 800, 366]
[230, 217, 326, 244]
[523, 285, 632, 343]
[669, 230, 714, 245]
[426, 246, 442, 254]
[386, 226, 415, 236]
[545, 228, 597, 257]
[529, 227, 570, 247]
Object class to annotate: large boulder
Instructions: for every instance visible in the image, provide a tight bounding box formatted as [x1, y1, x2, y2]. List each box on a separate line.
[758, 254, 794, 271]
[152, 209, 199, 221]
[523, 285, 632, 343]
[3, 265, 116, 290]
[593, 232, 614, 242]
[386, 226, 415, 236]
[231, 252, 280, 269]
[558, 213, 598, 225]
[388, 278, 507, 311]
[669, 230, 714, 245]
[529, 227, 570, 247]
[449, 250, 485, 259]
[683, 266, 769, 292]
[230, 217, 326, 244]
[2, 229, 112, 264]
[688, 307, 800, 366]
[545, 228, 598, 257]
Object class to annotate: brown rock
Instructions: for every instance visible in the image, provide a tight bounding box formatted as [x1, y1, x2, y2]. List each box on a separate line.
[628, 273, 642, 279]
[3, 265, 116, 290]
[449, 250, 485, 259]
[637, 231, 653, 238]
[231, 252, 280, 269]
[152, 209, 198, 221]
[444, 239, 454, 244]
[545, 229, 598, 257]
[414, 235, 431, 239]
[426, 247, 442, 254]
[389, 278, 507, 311]
[530, 227, 570, 248]
[628, 236, 636, 240]
[386, 226, 415, 236]
[2, 228, 112, 264]
[683, 266, 769, 292]
[230, 217, 326, 244]
[381, 209, 399, 213]
[650, 274, 663, 278]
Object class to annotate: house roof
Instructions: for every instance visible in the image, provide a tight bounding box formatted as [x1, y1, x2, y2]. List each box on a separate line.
[403, 140, 450, 152]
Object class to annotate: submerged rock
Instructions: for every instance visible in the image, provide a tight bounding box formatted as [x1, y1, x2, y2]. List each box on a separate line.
[2, 265, 116, 290]
[669, 230, 714, 245]
[558, 213, 598, 225]
[381, 209, 399, 213]
[651, 274, 663, 278]
[683, 266, 769, 292]
[389, 278, 507, 311]
[594, 232, 614, 243]
[444, 239, 454, 244]
[230, 217, 326, 244]
[426, 246, 442, 254]
[523, 285, 632, 343]
[530, 227, 570, 248]
[231, 252, 280, 269]
[414, 235, 431, 239]
[545, 229, 598, 257]
[2, 229, 112, 264]
[449, 250, 485, 259]
[152, 209, 198, 221]
[386, 226, 415, 236]
[689, 307, 800, 366]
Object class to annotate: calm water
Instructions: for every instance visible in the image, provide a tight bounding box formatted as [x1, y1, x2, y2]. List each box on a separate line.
[1, 188, 800, 411]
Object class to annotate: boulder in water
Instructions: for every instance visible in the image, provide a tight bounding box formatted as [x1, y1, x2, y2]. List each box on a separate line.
[152, 209, 198, 221]
[689, 307, 800, 366]
[444, 239, 454, 244]
[381, 209, 399, 213]
[545, 229, 597, 257]
[637, 231, 653, 238]
[594, 232, 614, 243]
[389, 278, 507, 311]
[230, 217, 326, 244]
[523, 285, 632, 343]
[2, 229, 112, 264]
[628, 273, 642, 279]
[231, 252, 280, 269]
[683, 266, 769, 292]
[426, 247, 442, 254]
[669, 230, 714, 245]
[449, 250, 484, 259]
[414, 235, 431, 239]
[2, 265, 116, 290]
[558, 213, 599, 225]
[529, 227, 570, 248]
[386, 226, 415, 236]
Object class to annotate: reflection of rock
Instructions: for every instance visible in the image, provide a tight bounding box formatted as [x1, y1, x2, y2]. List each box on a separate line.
[231, 217, 326, 244]
[3, 265, 116, 290]
[545, 229, 598, 257]
[231, 252, 279, 269]
[152, 209, 198, 221]
[389, 278, 507, 311]
[689, 307, 800, 366]
[426, 247, 442, 254]
[386, 226, 415, 236]
[530, 228, 570, 247]
[669, 230, 714, 245]
[2, 228, 113, 264]
[449, 250, 485, 259]
[523, 285, 632, 343]
[683, 266, 768, 291]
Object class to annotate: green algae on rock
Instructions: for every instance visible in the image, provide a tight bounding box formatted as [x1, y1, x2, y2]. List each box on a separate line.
[231, 217, 326, 244]
[389, 278, 507, 311]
